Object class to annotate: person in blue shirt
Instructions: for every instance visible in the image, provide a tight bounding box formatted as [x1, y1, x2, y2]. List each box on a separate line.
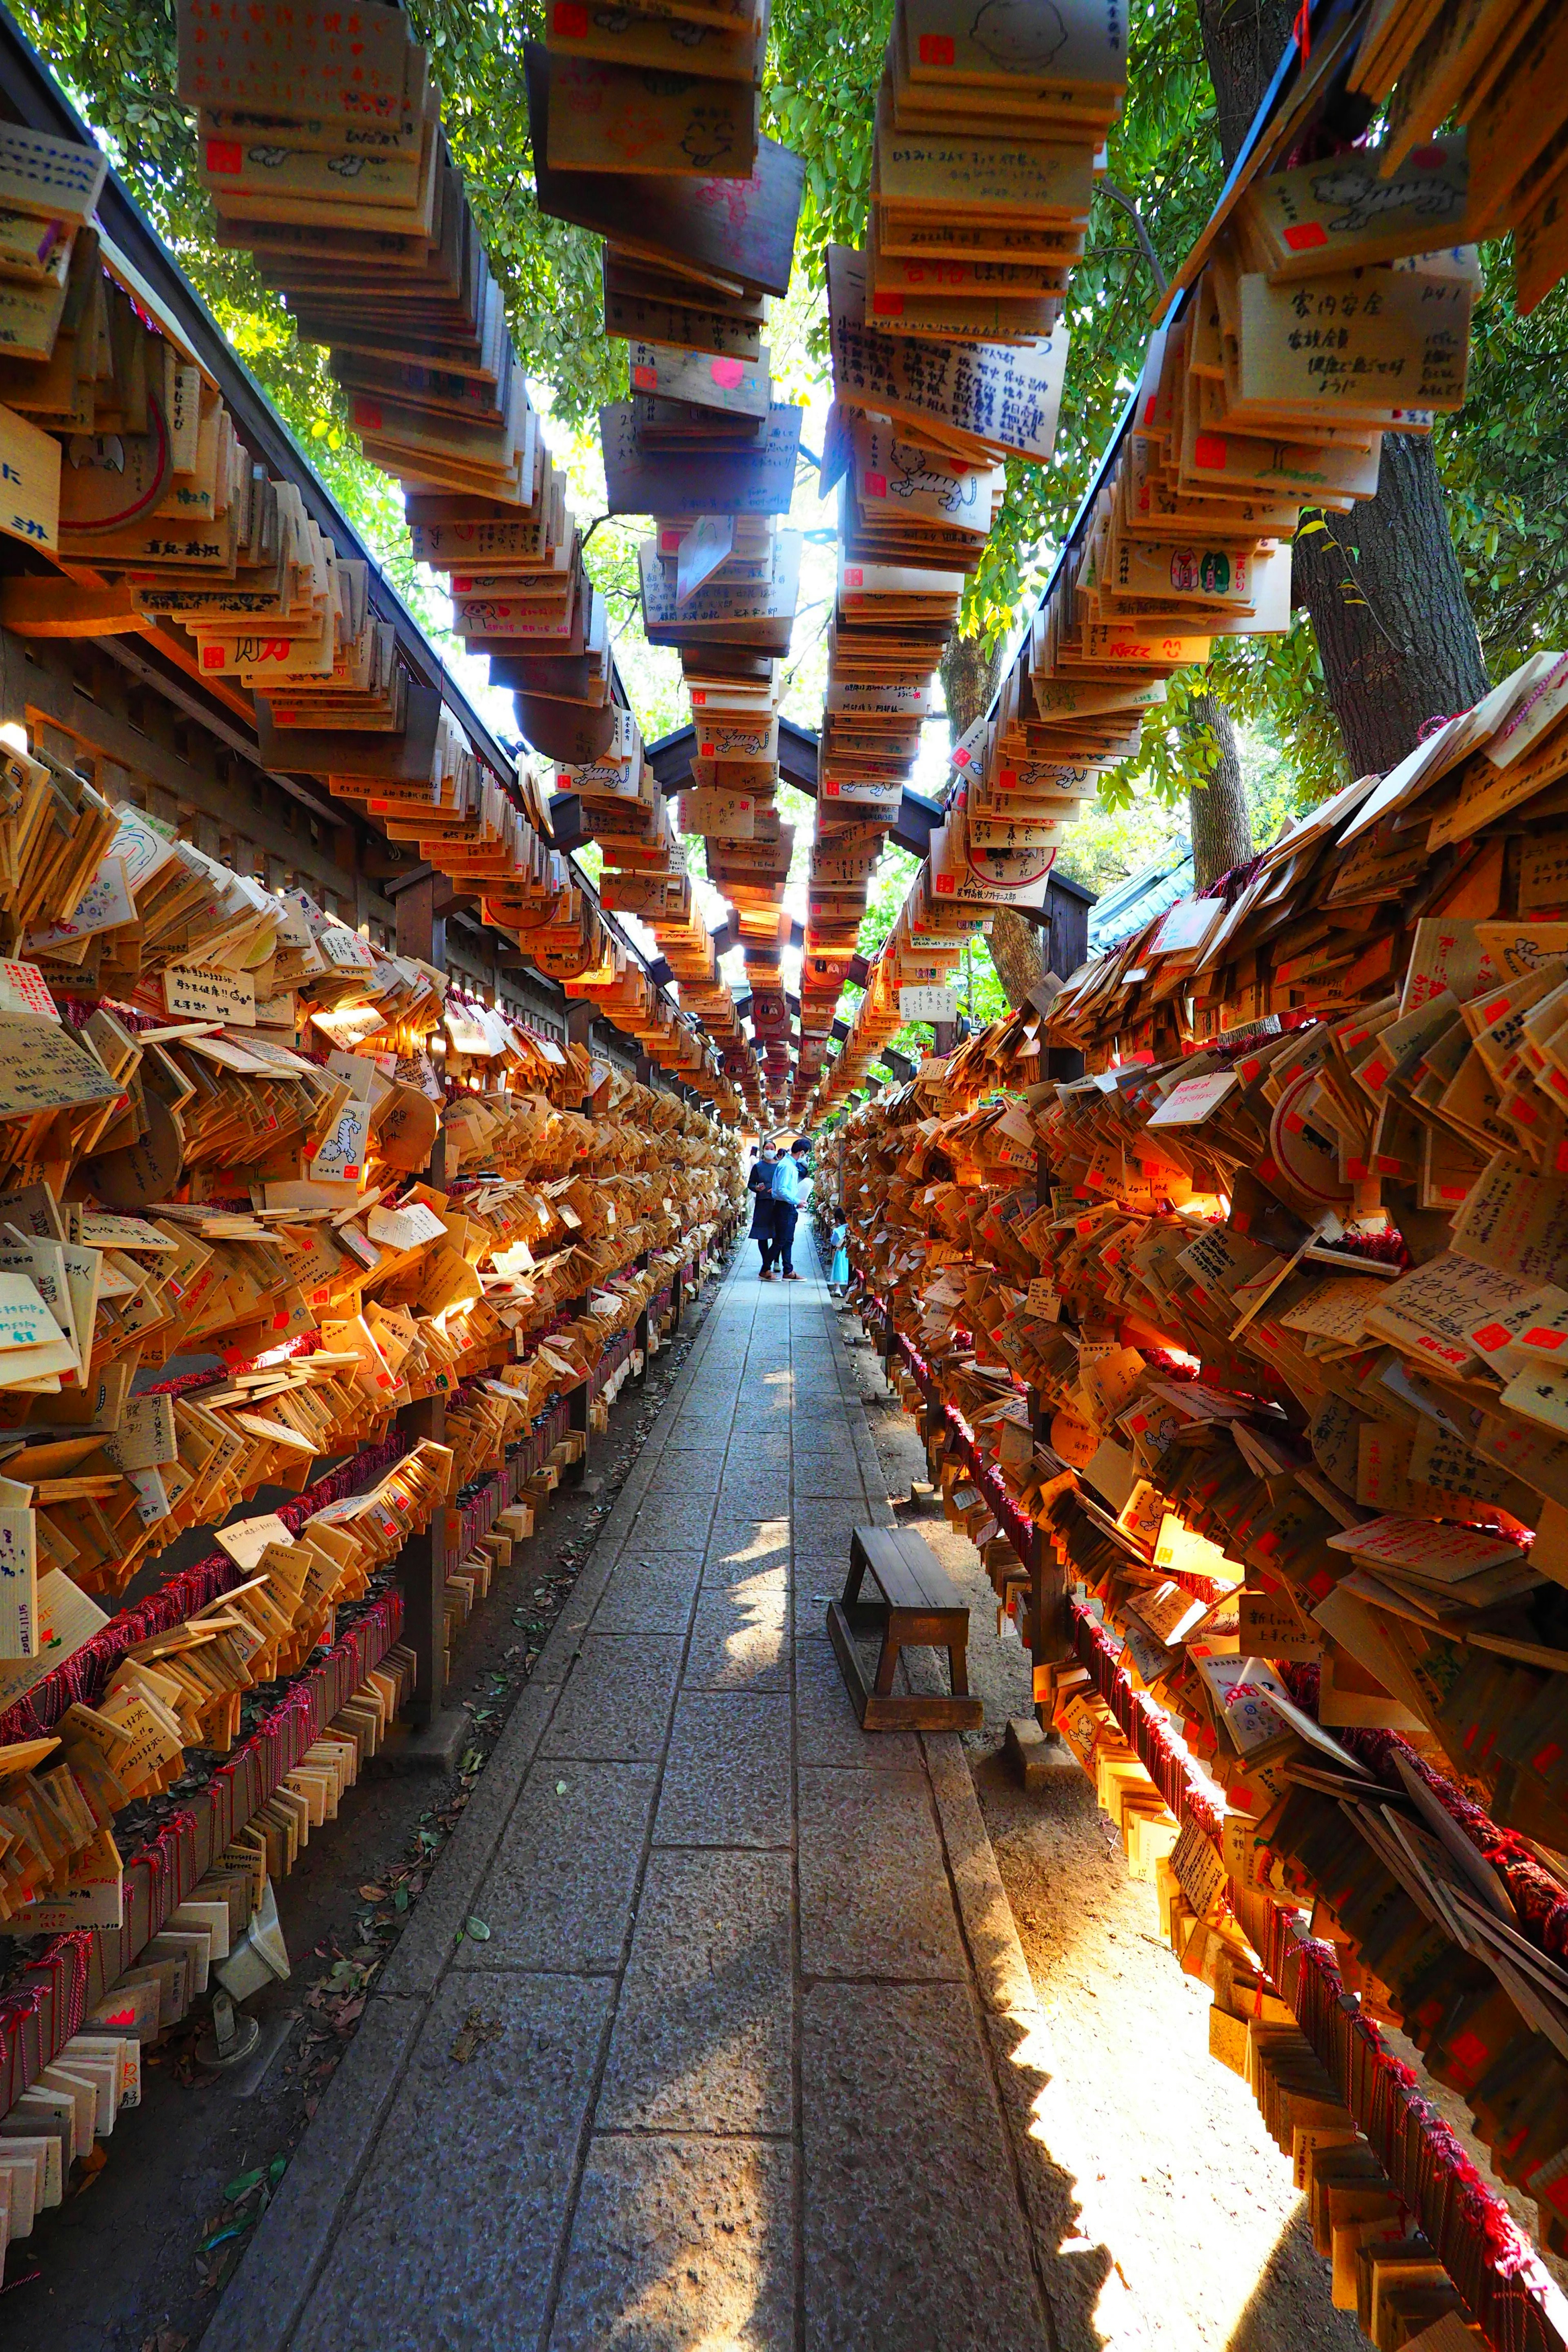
[829, 1216, 849, 1296]
[769, 1138, 808, 1280]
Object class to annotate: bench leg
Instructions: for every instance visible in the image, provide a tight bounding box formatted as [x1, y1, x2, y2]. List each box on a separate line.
[840, 1541, 868, 1613]
[873, 1633, 901, 1697]
[948, 1646, 970, 1697]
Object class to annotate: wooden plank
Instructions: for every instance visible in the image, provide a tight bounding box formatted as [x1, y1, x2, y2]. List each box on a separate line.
[826, 1595, 873, 1724]
[862, 1688, 983, 1731]
[853, 1523, 965, 1613]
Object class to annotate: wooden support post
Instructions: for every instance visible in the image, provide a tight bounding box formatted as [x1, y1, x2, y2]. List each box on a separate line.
[397, 1394, 448, 1724]
[393, 873, 448, 1188]
[566, 1374, 590, 1487]
[395, 869, 445, 971]
[565, 999, 594, 1113]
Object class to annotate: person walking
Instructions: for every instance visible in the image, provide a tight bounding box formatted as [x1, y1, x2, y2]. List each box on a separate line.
[771, 1136, 808, 1281]
[748, 1143, 779, 1279]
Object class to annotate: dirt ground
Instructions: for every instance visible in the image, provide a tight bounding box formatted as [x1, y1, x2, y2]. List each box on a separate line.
[839, 1317, 1372, 2352]
[0, 1274, 730, 2352]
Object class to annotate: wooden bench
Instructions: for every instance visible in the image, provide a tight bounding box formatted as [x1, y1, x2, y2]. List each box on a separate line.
[826, 1525, 983, 1731]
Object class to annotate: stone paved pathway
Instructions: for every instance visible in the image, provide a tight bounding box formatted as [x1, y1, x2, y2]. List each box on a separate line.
[206, 1232, 1062, 2352]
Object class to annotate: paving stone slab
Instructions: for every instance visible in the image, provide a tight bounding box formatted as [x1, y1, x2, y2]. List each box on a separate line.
[205, 1993, 425, 2352]
[650, 1445, 727, 1489]
[289, 1972, 612, 2352]
[924, 1731, 1040, 2024]
[699, 1561, 791, 1619]
[550, 2134, 797, 2352]
[705, 1516, 791, 1579]
[798, 1766, 968, 1980]
[626, 1488, 721, 1551]
[590, 1553, 704, 1636]
[791, 1568, 849, 1632]
[598, 1848, 793, 2134]
[541, 1634, 686, 1762]
[791, 1447, 867, 1486]
[379, 1682, 563, 1997]
[795, 1634, 921, 1770]
[462, 1761, 657, 1973]
[682, 1586, 790, 1692]
[789, 1497, 875, 1558]
[711, 1469, 794, 1517]
[802, 1981, 1049, 2352]
[655, 1691, 793, 1847]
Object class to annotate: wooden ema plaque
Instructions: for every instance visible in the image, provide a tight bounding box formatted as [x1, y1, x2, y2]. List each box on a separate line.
[524, 41, 804, 297]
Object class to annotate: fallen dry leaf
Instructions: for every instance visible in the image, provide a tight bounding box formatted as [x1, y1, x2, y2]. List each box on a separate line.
[449, 2008, 502, 2065]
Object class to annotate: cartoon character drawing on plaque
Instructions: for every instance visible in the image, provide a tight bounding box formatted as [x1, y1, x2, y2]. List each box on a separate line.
[1309, 160, 1465, 237]
[889, 442, 979, 516]
[969, 0, 1068, 70]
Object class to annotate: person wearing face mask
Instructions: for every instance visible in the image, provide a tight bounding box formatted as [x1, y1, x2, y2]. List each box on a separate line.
[748, 1142, 780, 1278]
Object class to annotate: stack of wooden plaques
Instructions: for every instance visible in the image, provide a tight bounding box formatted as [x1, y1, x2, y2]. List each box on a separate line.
[1045, 647, 1568, 1060]
[0, 122, 110, 567]
[640, 512, 805, 1100]
[178, 0, 624, 782]
[540, 0, 767, 187]
[806, 176, 1076, 1084]
[183, 0, 523, 497]
[525, 36, 801, 384]
[968, 227, 1404, 883]
[867, 0, 1122, 342]
[1344, 0, 1568, 316]
[562, 705, 691, 937]
[523, 32, 804, 1102]
[815, 858, 984, 1111]
[0, 757, 742, 1901]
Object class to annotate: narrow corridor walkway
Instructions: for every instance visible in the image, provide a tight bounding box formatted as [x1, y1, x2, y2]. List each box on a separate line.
[203, 1230, 1061, 2352]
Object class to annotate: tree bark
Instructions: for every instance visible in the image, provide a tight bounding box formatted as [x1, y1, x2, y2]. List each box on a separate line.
[940, 625, 1044, 1008]
[940, 626, 1003, 740]
[1195, 0, 1297, 176]
[1194, 0, 1489, 775]
[1185, 689, 1254, 889]
[1289, 440, 1489, 775]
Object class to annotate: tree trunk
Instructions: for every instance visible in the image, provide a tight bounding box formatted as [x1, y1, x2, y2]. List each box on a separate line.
[1185, 689, 1254, 890]
[1290, 441, 1489, 775]
[940, 626, 1003, 740]
[1195, 0, 1297, 175]
[940, 625, 1044, 1008]
[1194, 0, 1489, 774]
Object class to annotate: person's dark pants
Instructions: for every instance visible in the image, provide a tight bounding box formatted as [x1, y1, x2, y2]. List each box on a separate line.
[755, 1212, 777, 1272]
[773, 1202, 797, 1275]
